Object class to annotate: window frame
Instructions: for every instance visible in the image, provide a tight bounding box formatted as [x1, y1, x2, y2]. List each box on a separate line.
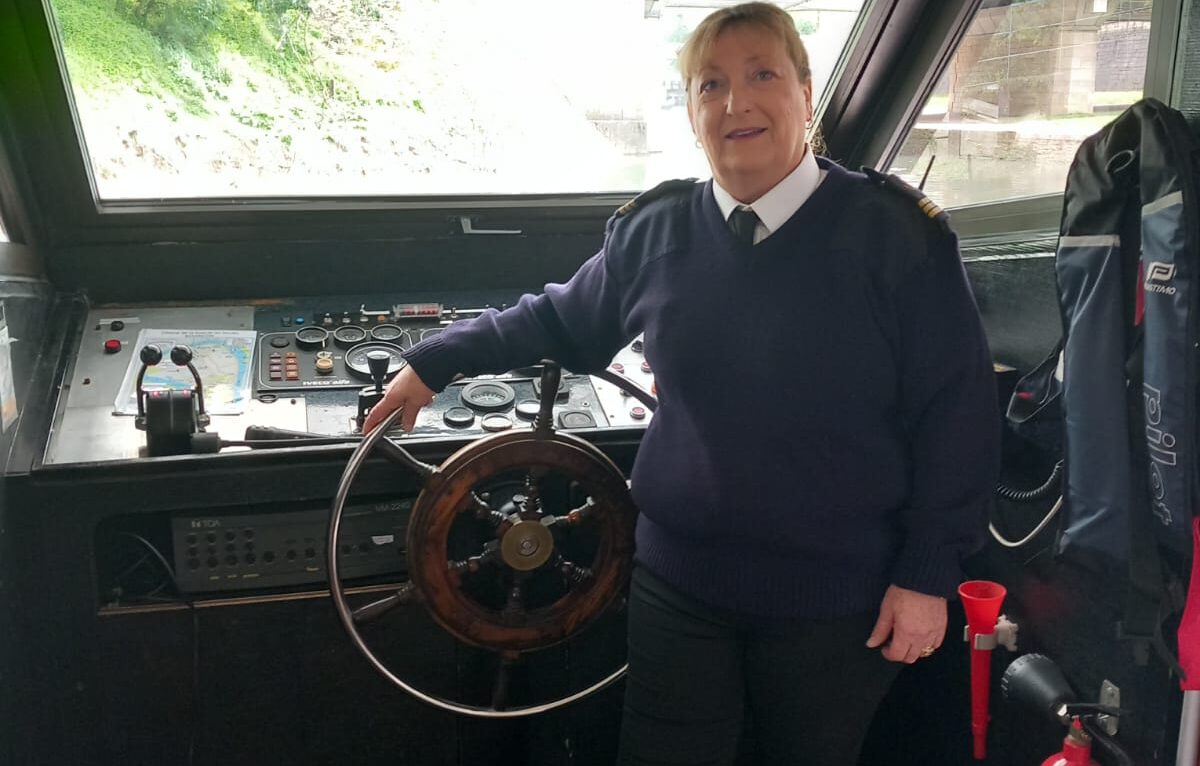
[0, 0, 1184, 299]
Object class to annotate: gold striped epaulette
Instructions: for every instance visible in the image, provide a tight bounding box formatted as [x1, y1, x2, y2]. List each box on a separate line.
[861, 167, 950, 234]
[615, 178, 699, 218]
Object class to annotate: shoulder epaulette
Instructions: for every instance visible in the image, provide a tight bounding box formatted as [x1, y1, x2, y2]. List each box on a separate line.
[861, 167, 951, 234]
[615, 178, 699, 218]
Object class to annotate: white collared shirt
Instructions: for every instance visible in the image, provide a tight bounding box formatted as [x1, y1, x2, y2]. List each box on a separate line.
[712, 146, 826, 245]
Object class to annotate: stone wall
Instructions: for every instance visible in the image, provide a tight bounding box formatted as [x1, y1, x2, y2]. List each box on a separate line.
[1096, 21, 1151, 92]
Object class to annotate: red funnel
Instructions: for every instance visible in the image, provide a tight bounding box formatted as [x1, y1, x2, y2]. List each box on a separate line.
[959, 580, 1007, 760]
[961, 580, 1007, 634]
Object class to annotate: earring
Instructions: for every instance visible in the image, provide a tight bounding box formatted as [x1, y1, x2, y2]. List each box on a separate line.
[695, 139, 702, 148]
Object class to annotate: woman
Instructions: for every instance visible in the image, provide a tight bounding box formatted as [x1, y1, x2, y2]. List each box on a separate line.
[365, 3, 999, 763]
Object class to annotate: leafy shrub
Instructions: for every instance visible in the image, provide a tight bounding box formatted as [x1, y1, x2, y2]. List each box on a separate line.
[116, 0, 227, 49]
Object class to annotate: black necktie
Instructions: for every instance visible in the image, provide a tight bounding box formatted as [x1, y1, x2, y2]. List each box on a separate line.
[729, 207, 759, 247]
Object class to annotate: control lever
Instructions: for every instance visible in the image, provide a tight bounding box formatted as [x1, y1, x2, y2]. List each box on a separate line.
[239, 424, 433, 477]
[134, 343, 213, 456]
[535, 360, 561, 436]
[355, 351, 398, 432]
[367, 351, 391, 392]
[244, 425, 335, 441]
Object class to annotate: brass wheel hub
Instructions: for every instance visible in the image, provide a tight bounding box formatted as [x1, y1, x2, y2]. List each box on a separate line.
[500, 519, 554, 571]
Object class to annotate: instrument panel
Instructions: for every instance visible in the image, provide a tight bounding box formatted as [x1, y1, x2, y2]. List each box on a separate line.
[46, 295, 655, 465]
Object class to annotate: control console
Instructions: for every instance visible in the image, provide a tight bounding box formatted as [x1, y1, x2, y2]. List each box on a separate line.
[51, 294, 655, 463]
[60, 295, 658, 602]
[251, 298, 654, 437]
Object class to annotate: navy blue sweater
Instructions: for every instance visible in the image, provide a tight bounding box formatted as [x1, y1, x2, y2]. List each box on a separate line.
[405, 159, 1000, 619]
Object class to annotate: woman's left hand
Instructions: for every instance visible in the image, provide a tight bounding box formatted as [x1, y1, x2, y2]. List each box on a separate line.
[865, 585, 947, 663]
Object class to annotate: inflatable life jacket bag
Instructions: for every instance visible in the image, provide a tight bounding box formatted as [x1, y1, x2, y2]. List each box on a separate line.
[1137, 103, 1199, 558]
[1055, 99, 1198, 565]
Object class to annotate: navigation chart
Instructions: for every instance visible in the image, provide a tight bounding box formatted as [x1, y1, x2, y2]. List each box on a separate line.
[114, 329, 257, 416]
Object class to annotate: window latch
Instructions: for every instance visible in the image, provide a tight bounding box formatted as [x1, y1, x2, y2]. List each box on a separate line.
[459, 216, 521, 235]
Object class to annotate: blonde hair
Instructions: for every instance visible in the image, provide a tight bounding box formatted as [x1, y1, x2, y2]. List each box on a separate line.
[677, 2, 811, 94]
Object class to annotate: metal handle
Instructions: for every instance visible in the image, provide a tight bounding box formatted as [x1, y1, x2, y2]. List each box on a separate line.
[459, 216, 521, 235]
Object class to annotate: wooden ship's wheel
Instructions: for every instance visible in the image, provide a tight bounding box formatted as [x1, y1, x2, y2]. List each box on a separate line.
[328, 363, 655, 717]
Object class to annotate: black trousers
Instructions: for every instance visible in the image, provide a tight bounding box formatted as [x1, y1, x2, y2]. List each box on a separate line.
[617, 567, 901, 766]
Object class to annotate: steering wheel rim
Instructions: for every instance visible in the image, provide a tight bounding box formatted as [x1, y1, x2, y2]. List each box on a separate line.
[408, 429, 636, 651]
[328, 367, 652, 718]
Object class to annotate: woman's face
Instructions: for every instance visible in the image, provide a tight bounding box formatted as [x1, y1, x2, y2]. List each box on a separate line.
[687, 24, 813, 203]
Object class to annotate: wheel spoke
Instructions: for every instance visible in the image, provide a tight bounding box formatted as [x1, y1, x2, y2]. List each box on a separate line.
[448, 540, 501, 575]
[541, 496, 600, 529]
[351, 582, 417, 624]
[468, 491, 509, 527]
[490, 651, 521, 711]
[520, 473, 545, 517]
[501, 571, 530, 621]
[560, 561, 593, 586]
[376, 438, 435, 480]
[546, 553, 593, 588]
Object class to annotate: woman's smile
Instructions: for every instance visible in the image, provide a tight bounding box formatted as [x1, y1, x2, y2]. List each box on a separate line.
[725, 127, 765, 139]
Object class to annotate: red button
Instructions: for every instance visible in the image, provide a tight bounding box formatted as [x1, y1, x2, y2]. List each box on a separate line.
[630, 406, 646, 420]
[103, 339, 122, 354]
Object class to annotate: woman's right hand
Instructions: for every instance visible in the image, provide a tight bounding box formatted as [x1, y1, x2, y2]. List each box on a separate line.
[362, 364, 437, 434]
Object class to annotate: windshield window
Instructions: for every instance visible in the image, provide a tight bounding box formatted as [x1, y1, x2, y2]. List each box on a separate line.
[46, 0, 868, 200]
[888, 0, 1154, 208]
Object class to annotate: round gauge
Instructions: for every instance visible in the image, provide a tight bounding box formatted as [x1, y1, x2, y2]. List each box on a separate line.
[344, 342, 406, 380]
[418, 327, 444, 342]
[460, 380, 516, 413]
[558, 410, 596, 429]
[294, 326, 329, 350]
[443, 407, 475, 429]
[370, 324, 405, 342]
[515, 400, 541, 421]
[481, 414, 513, 432]
[332, 325, 368, 348]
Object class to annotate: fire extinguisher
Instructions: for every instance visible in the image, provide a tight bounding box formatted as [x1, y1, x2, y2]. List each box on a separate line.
[1040, 719, 1099, 766]
[1003, 653, 1135, 766]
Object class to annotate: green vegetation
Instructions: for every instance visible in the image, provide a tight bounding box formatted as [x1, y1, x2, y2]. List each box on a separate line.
[50, 0, 340, 114]
[53, 0, 209, 112]
[232, 109, 274, 129]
